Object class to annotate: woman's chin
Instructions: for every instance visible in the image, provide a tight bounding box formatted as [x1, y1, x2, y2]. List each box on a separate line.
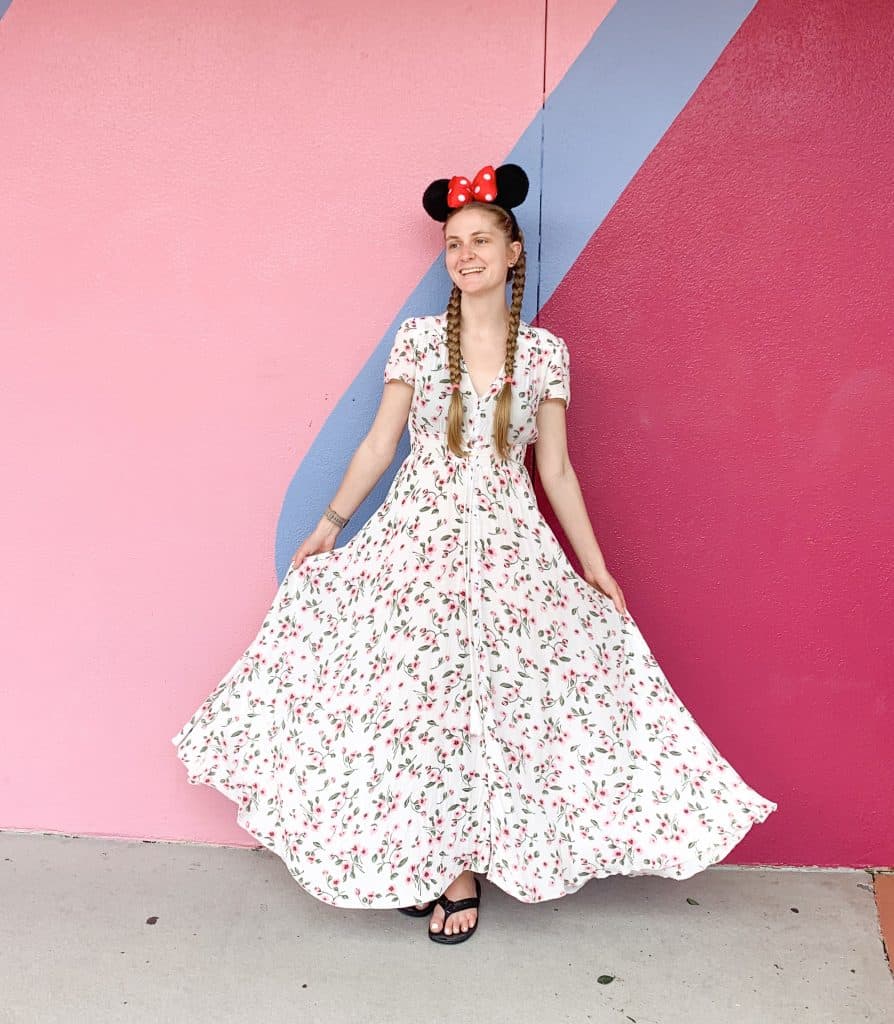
[453, 277, 499, 297]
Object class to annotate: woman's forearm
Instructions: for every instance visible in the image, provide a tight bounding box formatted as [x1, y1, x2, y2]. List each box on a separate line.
[539, 466, 607, 576]
[326, 436, 397, 522]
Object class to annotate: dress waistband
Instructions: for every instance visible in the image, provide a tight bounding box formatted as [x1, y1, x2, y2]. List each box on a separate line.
[411, 432, 527, 464]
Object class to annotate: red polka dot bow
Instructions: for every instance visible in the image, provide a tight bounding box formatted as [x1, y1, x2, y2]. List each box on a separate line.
[446, 165, 498, 209]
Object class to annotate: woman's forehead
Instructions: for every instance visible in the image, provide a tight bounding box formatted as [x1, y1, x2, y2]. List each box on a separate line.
[444, 208, 503, 240]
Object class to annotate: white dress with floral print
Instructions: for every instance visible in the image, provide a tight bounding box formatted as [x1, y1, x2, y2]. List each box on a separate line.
[172, 313, 778, 908]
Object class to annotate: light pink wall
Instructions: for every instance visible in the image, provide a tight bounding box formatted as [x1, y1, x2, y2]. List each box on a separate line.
[0, 1, 612, 842]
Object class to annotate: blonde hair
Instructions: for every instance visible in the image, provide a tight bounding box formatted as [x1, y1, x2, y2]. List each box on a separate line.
[443, 203, 527, 461]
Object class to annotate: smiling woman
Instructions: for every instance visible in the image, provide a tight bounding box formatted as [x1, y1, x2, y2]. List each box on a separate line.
[424, 165, 528, 463]
[171, 160, 778, 949]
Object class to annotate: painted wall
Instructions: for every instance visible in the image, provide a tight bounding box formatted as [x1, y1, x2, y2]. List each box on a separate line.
[1, 0, 890, 869]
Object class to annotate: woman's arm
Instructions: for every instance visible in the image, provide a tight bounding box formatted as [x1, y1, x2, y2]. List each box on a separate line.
[533, 398, 627, 615]
[327, 379, 414, 519]
[292, 379, 413, 566]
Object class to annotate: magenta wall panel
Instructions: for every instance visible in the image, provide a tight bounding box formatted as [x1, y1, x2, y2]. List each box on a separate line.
[539, 0, 893, 866]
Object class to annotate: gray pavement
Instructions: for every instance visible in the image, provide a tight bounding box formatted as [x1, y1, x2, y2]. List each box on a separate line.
[1, 831, 891, 1024]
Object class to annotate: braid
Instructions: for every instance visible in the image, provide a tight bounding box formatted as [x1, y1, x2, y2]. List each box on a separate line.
[493, 236, 526, 460]
[445, 283, 467, 458]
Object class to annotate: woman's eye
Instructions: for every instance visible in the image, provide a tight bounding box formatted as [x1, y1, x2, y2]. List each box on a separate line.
[476, 237, 488, 244]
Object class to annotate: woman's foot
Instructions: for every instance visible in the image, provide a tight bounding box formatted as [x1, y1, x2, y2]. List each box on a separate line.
[429, 870, 478, 937]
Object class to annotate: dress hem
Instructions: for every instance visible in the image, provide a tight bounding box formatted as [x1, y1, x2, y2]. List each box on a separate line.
[173, 737, 778, 910]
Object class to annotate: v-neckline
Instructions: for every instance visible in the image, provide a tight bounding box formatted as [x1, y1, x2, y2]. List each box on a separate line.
[460, 354, 506, 401]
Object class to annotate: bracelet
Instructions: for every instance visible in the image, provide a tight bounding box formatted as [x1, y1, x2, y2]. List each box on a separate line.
[324, 504, 349, 528]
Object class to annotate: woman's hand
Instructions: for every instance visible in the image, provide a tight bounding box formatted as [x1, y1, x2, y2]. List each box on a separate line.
[584, 565, 628, 618]
[291, 518, 342, 570]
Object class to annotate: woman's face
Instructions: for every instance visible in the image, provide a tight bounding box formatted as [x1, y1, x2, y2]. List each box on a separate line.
[444, 206, 522, 297]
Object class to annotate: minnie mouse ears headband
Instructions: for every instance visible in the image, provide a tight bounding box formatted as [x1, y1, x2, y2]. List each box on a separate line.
[422, 163, 529, 222]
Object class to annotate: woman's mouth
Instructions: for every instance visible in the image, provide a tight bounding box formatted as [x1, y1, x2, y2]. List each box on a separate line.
[460, 267, 484, 276]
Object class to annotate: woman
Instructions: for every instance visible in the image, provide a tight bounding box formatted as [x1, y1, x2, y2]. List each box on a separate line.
[172, 162, 777, 946]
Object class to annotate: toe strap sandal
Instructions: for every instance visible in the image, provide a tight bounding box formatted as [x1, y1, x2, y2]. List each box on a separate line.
[429, 876, 482, 944]
[397, 900, 435, 917]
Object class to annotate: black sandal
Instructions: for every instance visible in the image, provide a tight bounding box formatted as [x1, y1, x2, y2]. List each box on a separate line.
[428, 876, 481, 944]
[397, 900, 435, 917]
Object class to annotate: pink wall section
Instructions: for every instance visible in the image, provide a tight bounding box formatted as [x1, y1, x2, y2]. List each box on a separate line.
[0, 1, 612, 843]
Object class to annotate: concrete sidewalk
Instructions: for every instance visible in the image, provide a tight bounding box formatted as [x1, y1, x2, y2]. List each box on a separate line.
[1, 831, 891, 1024]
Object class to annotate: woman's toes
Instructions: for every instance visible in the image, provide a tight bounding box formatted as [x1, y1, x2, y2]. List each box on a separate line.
[430, 907, 477, 935]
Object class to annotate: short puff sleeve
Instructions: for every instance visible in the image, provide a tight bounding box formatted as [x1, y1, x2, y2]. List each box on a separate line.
[540, 336, 571, 409]
[383, 320, 417, 387]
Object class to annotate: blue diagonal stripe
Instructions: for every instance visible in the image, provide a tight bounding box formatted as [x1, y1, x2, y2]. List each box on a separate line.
[539, 0, 757, 302]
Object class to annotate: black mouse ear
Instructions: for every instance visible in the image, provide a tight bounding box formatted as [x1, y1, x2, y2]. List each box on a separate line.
[495, 163, 529, 210]
[422, 178, 451, 221]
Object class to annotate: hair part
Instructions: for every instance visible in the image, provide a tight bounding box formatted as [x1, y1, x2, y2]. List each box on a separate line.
[443, 202, 526, 461]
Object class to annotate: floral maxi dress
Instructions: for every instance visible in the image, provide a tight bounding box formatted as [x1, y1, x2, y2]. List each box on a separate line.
[171, 313, 778, 908]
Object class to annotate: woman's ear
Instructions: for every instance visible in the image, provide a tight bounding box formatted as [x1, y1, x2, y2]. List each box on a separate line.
[509, 240, 522, 265]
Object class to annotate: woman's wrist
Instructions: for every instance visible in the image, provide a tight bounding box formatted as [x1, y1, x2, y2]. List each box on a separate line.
[317, 516, 342, 538]
[581, 552, 607, 577]
[323, 504, 350, 529]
